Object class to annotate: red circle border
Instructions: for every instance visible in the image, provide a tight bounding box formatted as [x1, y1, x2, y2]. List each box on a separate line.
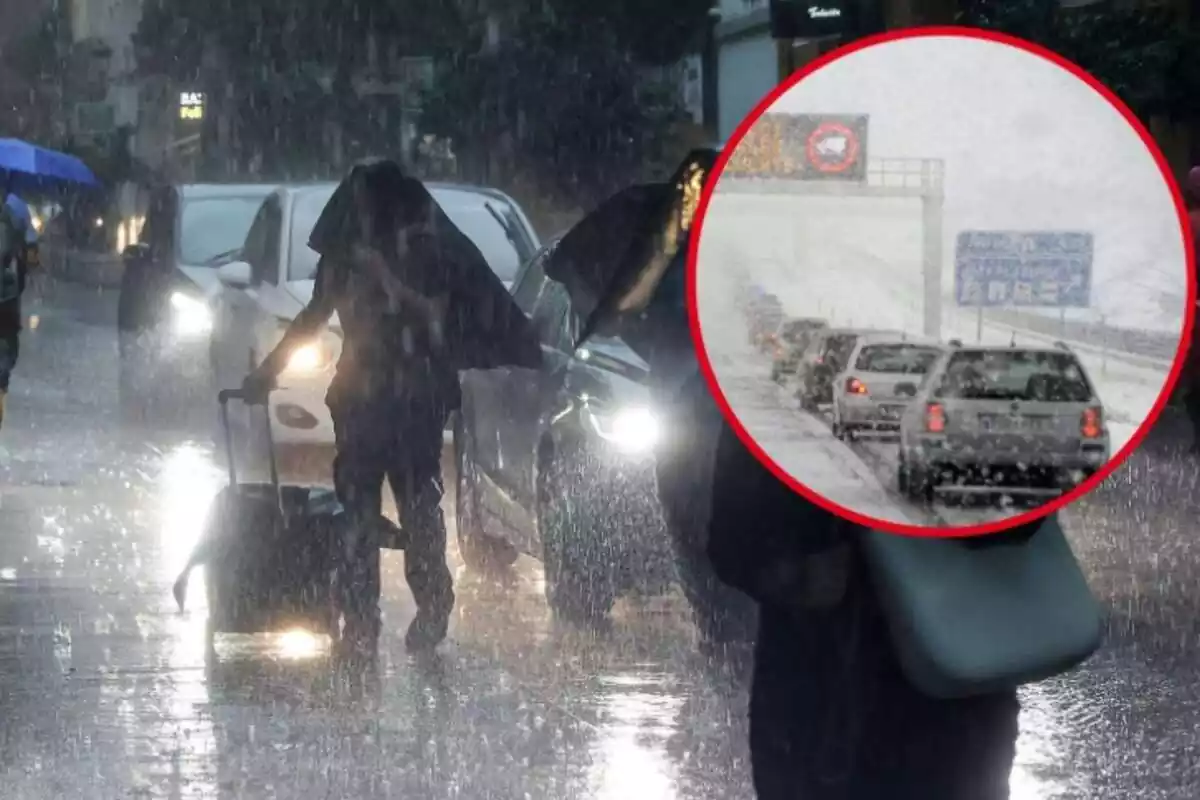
[686, 25, 1197, 539]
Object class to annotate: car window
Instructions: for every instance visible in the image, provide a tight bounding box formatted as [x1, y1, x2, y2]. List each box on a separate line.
[530, 280, 571, 351]
[287, 190, 329, 282]
[854, 344, 942, 374]
[824, 335, 858, 369]
[241, 198, 281, 284]
[177, 195, 269, 266]
[430, 188, 536, 283]
[511, 247, 550, 313]
[935, 349, 1093, 402]
[139, 188, 176, 258]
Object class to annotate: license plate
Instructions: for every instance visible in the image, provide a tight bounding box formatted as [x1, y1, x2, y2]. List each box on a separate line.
[879, 405, 903, 419]
[980, 414, 1050, 432]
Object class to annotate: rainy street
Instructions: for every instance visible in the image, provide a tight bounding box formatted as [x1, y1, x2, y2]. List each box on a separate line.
[2, 281, 1200, 799]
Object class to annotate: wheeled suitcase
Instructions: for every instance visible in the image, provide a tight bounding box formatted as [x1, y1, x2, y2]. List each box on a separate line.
[201, 387, 345, 639]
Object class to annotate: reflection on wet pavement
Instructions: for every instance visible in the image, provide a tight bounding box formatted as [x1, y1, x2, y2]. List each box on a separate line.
[1, 286, 1199, 797]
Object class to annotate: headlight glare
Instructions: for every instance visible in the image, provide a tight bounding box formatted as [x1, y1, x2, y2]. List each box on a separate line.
[586, 405, 660, 453]
[169, 291, 212, 336]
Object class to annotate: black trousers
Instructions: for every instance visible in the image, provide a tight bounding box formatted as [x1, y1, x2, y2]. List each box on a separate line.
[331, 397, 454, 628]
[749, 606, 1019, 800]
[0, 332, 19, 392]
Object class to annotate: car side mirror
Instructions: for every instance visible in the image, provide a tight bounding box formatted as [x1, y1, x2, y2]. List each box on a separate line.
[122, 242, 149, 261]
[894, 381, 918, 397]
[217, 260, 253, 288]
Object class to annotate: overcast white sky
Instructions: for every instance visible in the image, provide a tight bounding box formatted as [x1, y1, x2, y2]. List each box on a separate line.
[759, 35, 1187, 331]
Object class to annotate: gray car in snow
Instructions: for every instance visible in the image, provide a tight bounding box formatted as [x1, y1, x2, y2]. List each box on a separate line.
[896, 342, 1111, 503]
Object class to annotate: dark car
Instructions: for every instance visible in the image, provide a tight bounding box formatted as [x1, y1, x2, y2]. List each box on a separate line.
[117, 182, 277, 414]
[796, 327, 901, 411]
[769, 317, 829, 382]
[454, 242, 676, 622]
[747, 292, 785, 348]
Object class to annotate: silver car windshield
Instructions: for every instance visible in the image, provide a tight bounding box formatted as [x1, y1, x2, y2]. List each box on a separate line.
[935, 350, 1093, 402]
[855, 344, 942, 374]
[178, 196, 268, 265]
[288, 186, 534, 283]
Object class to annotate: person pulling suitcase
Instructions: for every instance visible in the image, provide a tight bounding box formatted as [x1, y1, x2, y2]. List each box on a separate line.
[241, 159, 540, 653]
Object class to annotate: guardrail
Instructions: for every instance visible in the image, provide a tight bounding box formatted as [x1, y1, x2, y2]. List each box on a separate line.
[981, 318, 1175, 372]
[981, 306, 1180, 364]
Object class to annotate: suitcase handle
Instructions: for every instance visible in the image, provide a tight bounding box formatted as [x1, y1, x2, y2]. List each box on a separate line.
[217, 386, 282, 514]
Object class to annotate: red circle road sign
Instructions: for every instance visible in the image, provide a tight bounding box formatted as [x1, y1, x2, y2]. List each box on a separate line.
[805, 121, 860, 174]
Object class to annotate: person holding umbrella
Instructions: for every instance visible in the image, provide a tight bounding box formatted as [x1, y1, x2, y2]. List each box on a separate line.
[241, 159, 541, 653]
[0, 140, 97, 430]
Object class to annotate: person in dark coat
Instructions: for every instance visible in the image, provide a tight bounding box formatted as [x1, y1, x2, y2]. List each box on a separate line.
[706, 426, 1020, 799]
[0, 194, 37, 429]
[574, 147, 1021, 797]
[1182, 167, 1200, 452]
[243, 159, 541, 652]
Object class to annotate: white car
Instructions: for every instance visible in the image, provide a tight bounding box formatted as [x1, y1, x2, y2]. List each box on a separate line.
[209, 181, 542, 454]
[830, 333, 943, 441]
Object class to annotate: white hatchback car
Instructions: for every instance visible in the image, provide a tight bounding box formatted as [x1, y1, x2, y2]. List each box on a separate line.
[209, 181, 542, 455]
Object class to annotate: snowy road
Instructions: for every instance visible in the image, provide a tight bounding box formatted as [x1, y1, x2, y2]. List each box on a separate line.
[699, 190, 1181, 457]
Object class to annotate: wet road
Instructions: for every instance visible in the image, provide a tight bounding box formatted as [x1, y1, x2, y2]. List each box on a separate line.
[2, 281, 1200, 798]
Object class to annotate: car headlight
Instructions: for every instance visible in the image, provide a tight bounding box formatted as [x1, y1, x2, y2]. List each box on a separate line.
[584, 404, 661, 453]
[169, 291, 212, 336]
[281, 332, 338, 375]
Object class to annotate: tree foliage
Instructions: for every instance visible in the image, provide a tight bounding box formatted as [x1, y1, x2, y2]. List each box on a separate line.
[959, 0, 1198, 124]
[420, 9, 696, 209]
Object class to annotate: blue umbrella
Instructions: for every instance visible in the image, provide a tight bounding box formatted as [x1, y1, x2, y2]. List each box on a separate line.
[0, 139, 99, 193]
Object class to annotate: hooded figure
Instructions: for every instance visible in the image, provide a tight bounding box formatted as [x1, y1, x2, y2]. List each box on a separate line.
[546, 148, 760, 656]
[244, 159, 541, 652]
[571, 148, 1020, 798]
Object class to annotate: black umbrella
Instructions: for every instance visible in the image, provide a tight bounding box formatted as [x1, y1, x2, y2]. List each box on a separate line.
[542, 181, 673, 325]
[309, 159, 542, 371]
[559, 147, 721, 349]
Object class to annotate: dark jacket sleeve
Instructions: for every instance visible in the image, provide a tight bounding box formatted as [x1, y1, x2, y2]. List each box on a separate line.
[257, 254, 341, 379]
[706, 423, 854, 611]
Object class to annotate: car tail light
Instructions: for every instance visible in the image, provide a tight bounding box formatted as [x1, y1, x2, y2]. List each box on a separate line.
[925, 402, 946, 433]
[1081, 407, 1103, 438]
[845, 377, 867, 395]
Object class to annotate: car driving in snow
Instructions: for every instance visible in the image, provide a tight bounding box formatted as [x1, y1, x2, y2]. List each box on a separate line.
[747, 292, 785, 349]
[830, 334, 943, 440]
[208, 181, 540, 458]
[896, 342, 1111, 503]
[453, 241, 675, 622]
[768, 317, 829, 383]
[796, 327, 902, 411]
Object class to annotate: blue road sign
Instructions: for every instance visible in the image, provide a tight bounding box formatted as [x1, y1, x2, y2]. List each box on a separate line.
[954, 230, 1093, 308]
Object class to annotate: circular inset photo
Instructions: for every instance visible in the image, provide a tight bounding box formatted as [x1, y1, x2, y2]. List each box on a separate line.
[691, 28, 1194, 537]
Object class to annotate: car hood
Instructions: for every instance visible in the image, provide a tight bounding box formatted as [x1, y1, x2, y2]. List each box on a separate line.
[177, 264, 225, 297]
[285, 279, 340, 330]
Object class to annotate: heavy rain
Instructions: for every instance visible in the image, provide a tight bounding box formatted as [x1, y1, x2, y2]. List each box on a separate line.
[1, 2, 1200, 799]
